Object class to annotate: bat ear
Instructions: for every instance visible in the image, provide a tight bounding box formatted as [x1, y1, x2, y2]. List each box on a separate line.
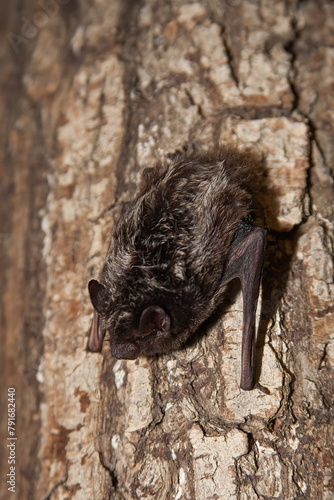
[139, 305, 171, 336]
[88, 279, 107, 314]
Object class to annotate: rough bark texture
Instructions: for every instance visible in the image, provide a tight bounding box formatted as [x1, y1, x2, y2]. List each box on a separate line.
[1, 0, 333, 499]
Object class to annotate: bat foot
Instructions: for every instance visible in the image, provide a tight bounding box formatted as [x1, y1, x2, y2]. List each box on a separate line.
[240, 381, 270, 394]
[254, 382, 270, 394]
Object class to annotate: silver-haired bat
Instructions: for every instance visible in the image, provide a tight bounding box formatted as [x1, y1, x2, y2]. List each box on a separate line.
[88, 148, 266, 390]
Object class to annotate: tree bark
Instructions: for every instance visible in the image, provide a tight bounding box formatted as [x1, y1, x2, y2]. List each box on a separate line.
[1, 0, 333, 498]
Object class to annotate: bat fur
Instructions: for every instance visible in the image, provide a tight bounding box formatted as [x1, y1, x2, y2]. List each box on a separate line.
[88, 148, 265, 378]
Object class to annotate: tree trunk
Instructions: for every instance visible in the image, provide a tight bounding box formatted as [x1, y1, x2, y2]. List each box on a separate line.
[1, 0, 333, 498]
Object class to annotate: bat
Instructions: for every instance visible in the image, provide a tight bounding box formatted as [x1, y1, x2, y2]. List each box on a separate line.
[87, 148, 266, 390]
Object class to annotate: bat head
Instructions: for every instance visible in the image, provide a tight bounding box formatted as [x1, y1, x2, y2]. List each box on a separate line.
[88, 279, 185, 358]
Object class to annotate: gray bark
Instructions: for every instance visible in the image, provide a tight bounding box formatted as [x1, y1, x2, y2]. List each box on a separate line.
[1, 0, 333, 499]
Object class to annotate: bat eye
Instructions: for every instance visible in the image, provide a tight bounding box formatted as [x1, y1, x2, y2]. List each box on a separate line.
[137, 329, 152, 338]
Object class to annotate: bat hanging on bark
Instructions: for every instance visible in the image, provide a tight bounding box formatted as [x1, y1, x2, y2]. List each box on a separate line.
[87, 148, 266, 391]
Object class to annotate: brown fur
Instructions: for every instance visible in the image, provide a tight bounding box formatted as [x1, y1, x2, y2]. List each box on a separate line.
[89, 148, 256, 359]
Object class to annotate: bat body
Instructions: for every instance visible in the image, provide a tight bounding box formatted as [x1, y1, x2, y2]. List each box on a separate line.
[88, 149, 266, 390]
